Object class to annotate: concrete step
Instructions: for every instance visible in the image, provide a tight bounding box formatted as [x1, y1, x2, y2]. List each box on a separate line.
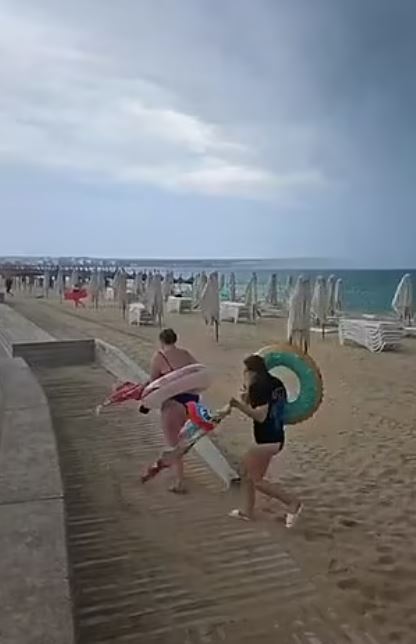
[0, 303, 54, 354]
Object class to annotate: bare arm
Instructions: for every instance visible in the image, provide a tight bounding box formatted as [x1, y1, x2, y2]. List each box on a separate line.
[149, 354, 162, 381]
[212, 403, 231, 422]
[230, 398, 268, 423]
[184, 349, 198, 365]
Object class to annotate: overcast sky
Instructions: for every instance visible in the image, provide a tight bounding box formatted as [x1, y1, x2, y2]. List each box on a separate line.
[0, 0, 415, 266]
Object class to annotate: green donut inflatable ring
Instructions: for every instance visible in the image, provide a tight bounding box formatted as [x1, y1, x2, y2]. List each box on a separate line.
[257, 344, 323, 425]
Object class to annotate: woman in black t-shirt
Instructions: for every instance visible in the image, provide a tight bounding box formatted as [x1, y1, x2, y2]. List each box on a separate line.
[229, 355, 302, 527]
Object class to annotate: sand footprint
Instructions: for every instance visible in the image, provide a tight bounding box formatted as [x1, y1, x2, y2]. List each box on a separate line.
[336, 577, 360, 591]
[376, 544, 393, 555]
[339, 517, 361, 528]
[377, 554, 395, 566]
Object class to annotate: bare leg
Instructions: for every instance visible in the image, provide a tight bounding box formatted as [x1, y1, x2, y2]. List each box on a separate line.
[161, 401, 187, 493]
[230, 446, 269, 520]
[242, 476, 256, 519]
[255, 479, 300, 513]
[230, 444, 300, 520]
[172, 456, 185, 492]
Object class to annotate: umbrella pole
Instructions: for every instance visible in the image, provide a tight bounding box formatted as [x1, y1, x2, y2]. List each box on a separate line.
[214, 320, 219, 342]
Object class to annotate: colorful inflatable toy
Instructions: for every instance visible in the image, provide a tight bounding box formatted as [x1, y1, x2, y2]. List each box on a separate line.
[140, 364, 211, 409]
[96, 364, 211, 414]
[141, 402, 219, 483]
[64, 287, 88, 306]
[96, 381, 146, 415]
[257, 344, 323, 425]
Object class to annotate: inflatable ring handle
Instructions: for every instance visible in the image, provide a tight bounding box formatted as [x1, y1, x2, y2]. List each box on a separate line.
[257, 344, 323, 425]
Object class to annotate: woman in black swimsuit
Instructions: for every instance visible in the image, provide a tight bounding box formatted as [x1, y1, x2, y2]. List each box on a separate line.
[229, 355, 302, 527]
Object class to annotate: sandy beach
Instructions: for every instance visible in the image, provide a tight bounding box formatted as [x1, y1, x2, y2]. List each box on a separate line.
[11, 295, 416, 643]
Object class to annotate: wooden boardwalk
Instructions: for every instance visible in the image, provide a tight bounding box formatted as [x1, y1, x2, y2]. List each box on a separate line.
[38, 363, 380, 643]
[0, 299, 385, 643]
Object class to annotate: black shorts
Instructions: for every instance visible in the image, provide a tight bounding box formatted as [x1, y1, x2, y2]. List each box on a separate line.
[171, 393, 200, 406]
[254, 423, 285, 449]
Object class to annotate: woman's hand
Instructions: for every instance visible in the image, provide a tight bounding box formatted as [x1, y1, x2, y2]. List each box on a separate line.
[229, 397, 268, 423]
[213, 403, 231, 421]
[239, 385, 248, 402]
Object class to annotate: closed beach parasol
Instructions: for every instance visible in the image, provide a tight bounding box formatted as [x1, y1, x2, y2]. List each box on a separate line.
[244, 276, 256, 322]
[192, 273, 200, 308]
[163, 271, 175, 301]
[334, 278, 344, 315]
[147, 273, 163, 326]
[89, 268, 100, 309]
[228, 272, 236, 301]
[56, 268, 65, 302]
[193, 271, 208, 308]
[116, 269, 128, 318]
[266, 273, 278, 307]
[71, 269, 79, 288]
[200, 271, 208, 292]
[112, 267, 121, 299]
[326, 274, 336, 317]
[98, 270, 106, 296]
[287, 275, 312, 353]
[311, 276, 327, 337]
[201, 272, 220, 341]
[252, 272, 258, 306]
[43, 270, 50, 297]
[392, 273, 413, 324]
[134, 271, 143, 298]
[285, 275, 294, 304]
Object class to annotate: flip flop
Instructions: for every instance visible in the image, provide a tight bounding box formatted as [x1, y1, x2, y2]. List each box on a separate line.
[168, 484, 188, 495]
[229, 509, 251, 521]
[285, 503, 303, 529]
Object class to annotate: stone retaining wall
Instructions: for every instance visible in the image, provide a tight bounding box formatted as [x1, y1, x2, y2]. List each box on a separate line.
[0, 357, 74, 644]
[13, 339, 95, 368]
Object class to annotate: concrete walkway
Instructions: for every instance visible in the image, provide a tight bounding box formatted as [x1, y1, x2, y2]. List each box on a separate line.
[0, 303, 54, 354]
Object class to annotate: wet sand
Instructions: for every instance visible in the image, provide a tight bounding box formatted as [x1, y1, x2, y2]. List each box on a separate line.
[12, 295, 416, 643]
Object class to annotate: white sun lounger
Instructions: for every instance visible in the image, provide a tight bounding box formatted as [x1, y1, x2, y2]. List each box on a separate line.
[128, 302, 145, 324]
[220, 301, 253, 324]
[338, 318, 404, 352]
[166, 296, 193, 314]
[310, 326, 338, 336]
[128, 302, 158, 325]
[105, 287, 114, 301]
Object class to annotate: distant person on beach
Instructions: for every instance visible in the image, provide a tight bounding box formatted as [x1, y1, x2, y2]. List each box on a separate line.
[149, 328, 198, 494]
[72, 283, 86, 308]
[229, 355, 302, 528]
[5, 277, 13, 295]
